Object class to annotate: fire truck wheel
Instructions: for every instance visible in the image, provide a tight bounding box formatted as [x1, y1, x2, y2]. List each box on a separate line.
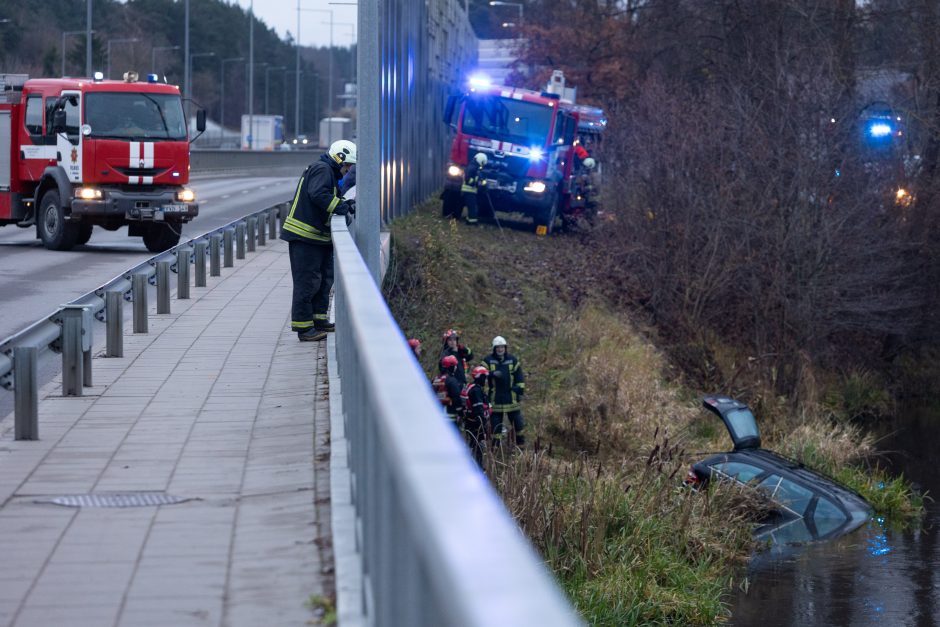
[75, 223, 93, 246]
[38, 191, 80, 251]
[535, 195, 559, 236]
[143, 223, 181, 253]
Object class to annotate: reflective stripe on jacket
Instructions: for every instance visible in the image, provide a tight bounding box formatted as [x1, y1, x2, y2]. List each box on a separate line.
[484, 352, 525, 412]
[280, 154, 343, 244]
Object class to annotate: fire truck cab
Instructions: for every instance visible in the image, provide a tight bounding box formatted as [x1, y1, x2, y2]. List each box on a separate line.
[442, 70, 606, 235]
[0, 72, 203, 251]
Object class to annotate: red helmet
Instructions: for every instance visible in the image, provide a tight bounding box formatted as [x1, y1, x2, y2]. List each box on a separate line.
[441, 355, 458, 370]
[471, 365, 489, 380]
[442, 328, 459, 343]
[407, 338, 421, 349]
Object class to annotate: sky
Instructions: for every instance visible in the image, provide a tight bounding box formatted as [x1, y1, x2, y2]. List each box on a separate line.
[231, 0, 358, 49]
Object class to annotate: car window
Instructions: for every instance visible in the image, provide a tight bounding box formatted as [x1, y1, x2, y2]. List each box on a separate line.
[24, 95, 44, 138]
[813, 498, 847, 536]
[712, 461, 764, 484]
[758, 474, 815, 516]
[726, 407, 760, 442]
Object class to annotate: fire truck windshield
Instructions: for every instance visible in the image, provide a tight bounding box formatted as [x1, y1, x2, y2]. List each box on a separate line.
[84, 92, 187, 141]
[461, 96, 553, 147]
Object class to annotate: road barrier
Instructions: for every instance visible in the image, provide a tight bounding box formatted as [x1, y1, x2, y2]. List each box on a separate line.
[329, 214, 583, 626]
[0, 204, 287, 440]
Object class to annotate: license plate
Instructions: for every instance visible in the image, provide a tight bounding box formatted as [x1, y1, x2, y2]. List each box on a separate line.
[486, 179, 516, 193]
[161, 204, 188, 213]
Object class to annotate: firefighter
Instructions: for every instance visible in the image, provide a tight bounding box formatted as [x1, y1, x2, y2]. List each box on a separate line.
[432, 355, 464, 427]
[461, 152, 488, 225]
[407, 338, 422, 360]
[461, 365, 491, 466]
[280, 140, 357, 341]
[484, 335, 526, 447]
[440, 328, 473, 385]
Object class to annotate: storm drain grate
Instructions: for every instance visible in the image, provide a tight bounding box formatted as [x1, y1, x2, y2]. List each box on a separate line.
[37, 493, 192, 508]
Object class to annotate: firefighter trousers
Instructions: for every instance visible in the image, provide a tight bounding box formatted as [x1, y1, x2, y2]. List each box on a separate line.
[491, 410, 525, 446]
[288, 240, 334, 332]
[463, 192, 478, 223]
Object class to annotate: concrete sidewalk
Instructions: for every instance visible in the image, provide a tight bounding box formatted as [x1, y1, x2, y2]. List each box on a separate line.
[0, 240, 333, 627]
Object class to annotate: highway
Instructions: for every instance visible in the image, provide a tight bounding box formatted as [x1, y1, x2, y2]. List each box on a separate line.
[0, 174, 296, 342]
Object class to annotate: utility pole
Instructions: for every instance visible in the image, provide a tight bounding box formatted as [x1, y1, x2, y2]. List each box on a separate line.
[85, 0, 93, 77]
[184, 0, 190, 119]
[248, 0, 254, 150]
[295, 0, 301, 137]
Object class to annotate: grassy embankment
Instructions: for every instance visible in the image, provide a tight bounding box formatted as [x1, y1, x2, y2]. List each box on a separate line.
[382, 201, 922, 625]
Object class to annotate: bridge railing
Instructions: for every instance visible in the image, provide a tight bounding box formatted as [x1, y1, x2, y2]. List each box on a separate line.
[330, 214, 583, 626]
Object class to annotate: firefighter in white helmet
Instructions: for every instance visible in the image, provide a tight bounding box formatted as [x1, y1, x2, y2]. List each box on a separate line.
[280, 139, 357, 341]
[458, 152, 488, 225]
[483, 335, 526, 447]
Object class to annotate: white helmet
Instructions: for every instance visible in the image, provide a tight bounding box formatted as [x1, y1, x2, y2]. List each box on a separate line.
[474, 152, 488, 166]
[329, 139, 357, 165]
[492, 335, 507, 348]
[582, 157, 596, 170]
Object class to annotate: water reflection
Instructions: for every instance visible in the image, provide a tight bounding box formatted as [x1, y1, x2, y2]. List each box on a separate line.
[728, 407, 939, 627]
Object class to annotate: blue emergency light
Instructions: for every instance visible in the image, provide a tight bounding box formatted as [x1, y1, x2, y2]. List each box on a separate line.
[147, 73, 160, 83]
[868, 122, 892, 138]
[528, 147, 544, 161]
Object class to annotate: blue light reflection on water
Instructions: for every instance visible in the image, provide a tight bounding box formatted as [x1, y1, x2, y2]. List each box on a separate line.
[866, 517, 892, 557]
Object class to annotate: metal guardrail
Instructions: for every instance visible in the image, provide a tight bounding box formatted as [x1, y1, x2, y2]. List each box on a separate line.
[330, 214, 583, 626]
[0, 203, 288, 439]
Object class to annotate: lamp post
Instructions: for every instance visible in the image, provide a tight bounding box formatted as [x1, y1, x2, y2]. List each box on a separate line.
[151, 45, 180, 74]
[302, 8, 333, 145]
[265, 66, 286, 114]
[247, 60, 267, 148]
[220, 56, 244, 141]
[86, 0, 93, 77]
[489, 1, 524, 28]
[106, 38, 138, 79]
[62, 30, 94, 76]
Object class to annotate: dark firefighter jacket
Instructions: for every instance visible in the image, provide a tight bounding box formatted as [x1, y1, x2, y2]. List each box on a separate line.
[440, 344, 473, 385]
[461, 162, 485, 194]
[463, 382, 491, 423]
[484, 351, 525, 412]
[444, 373, 464, 417]
[280, 154, 349, 245]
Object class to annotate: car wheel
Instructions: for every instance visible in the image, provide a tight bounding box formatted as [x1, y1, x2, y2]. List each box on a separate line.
[75, 223, 93, 246]
[142, 223, 181, 253]
[38, 191, 80, 251]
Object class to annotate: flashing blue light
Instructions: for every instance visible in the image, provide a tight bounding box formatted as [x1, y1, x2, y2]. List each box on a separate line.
[147, 73, 159, 83]
[468, 74, 491, 88]
[529, 147, 544, 161]
[869, 123, 893, 137]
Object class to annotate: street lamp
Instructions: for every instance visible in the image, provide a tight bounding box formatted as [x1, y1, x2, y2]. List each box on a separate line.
[62, 30, 95, 76]
[265, 66, 286, 114]
[106, 38, 138, 79]
[302, 8, 334, 145]
[489, 1, 524, 27]
[151, 45, 180, 74]
[220, 56, 244, 140]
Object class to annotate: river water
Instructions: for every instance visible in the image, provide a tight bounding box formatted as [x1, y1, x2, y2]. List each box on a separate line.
[729, 407, 940, 626]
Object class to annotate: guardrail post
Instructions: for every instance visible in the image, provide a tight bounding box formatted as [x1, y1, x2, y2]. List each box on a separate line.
[13, 346, 38, 440]
[194, 241, 208, 286]
[247, 217, 257, 252]
[177, 247, 191, 299]
[236, 223, 246, 259]
[257, 215, 266, 246]
[223, 229, 234, 267]
[268, 208, 277, 239]
[210, 234, 222, 276]
[156, 261, 172, 314]
[106, 290, 123, 358]
[60, 305, 85, 397]
[133, 273, 148, 333]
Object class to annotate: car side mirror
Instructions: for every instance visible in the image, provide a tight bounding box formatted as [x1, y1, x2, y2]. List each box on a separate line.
[443, 94, 458, 127]
[196, 109, 207, 133]
[563, 115, 577, 144]
[52, 109, 67, 133]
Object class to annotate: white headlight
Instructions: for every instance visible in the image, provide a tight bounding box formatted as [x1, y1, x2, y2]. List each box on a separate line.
[524, 181, 547, 194]
[447, 165, 464, 178]
[75, 188, 102, 200]
[177, 188, 196, 202]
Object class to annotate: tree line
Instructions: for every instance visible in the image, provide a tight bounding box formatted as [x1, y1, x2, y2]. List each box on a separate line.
[508, 0, 940, 400]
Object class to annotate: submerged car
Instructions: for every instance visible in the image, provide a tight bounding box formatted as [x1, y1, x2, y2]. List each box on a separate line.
[686, 396, 873, 543]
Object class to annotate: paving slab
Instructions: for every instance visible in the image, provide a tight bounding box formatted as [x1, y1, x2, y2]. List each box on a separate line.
[0, 239, 333, 627]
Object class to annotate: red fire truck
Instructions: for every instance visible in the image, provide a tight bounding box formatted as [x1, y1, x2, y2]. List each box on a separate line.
[0, 72, 204, 251]
[442, 71, 606, 235]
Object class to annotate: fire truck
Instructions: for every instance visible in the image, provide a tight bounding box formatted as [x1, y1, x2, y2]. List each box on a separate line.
[442, 70, 606, 235]
[0, 72, 205, 251]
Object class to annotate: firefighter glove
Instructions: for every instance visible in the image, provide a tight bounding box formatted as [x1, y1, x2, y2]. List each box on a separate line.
[513, 386, 524, 398]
